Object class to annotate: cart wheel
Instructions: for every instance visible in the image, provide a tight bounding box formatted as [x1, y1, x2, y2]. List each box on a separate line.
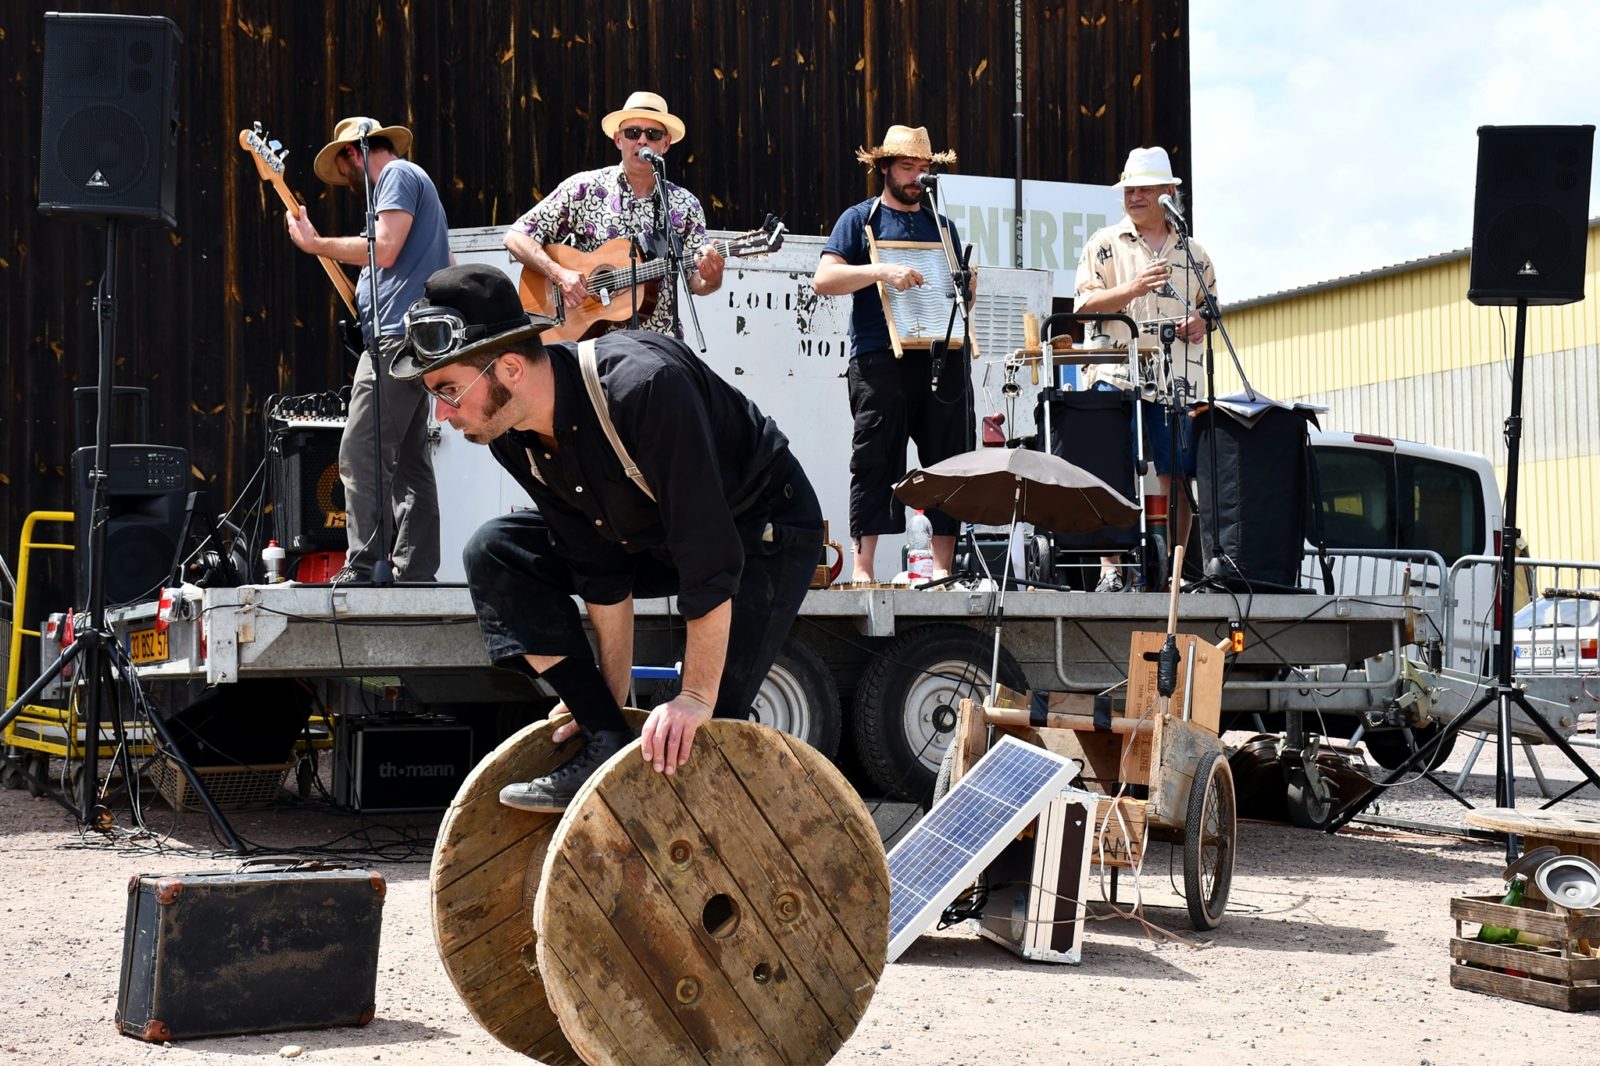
[1183, 750, 1236, 931]
[750, 637, 843, 757]
[25, 754, 50, 798]
[1285, 765, 1334, 829]
[1, 749, 26, 791]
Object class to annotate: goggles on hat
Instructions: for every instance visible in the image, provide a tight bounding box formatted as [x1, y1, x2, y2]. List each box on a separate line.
[403, 303, 527, 360]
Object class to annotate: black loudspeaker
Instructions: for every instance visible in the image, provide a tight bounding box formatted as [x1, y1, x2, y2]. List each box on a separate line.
[163, 679, 314, 767]
[38, 13, 182, 228]
[1033, 389, 1139, 549]
[1467, 125, 1594, 307]
[1195, 407, 1311, 591]
[72, 445, 189, 606]
[271, 425, 347, 551]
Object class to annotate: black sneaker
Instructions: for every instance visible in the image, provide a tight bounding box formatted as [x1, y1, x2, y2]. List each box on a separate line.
[499, 728, 631, 813]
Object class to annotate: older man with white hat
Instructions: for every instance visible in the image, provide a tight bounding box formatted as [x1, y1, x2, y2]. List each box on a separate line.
[1074, 145, 1217, 592]
[285, 116, 453, 584]
[505, 90, 724, 339]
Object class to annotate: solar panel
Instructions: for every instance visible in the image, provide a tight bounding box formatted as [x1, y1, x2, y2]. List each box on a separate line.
[886, 735, 1082, 962]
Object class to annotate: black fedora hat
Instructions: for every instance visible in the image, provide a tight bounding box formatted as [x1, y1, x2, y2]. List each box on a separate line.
[390, 264, 556, 382]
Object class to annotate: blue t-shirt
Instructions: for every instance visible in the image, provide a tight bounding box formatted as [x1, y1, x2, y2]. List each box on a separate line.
[821, 198, 963, 357]
[355, 158, 452, 340]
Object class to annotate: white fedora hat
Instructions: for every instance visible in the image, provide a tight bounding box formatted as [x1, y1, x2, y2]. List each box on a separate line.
[1115, 146, 1182, 188]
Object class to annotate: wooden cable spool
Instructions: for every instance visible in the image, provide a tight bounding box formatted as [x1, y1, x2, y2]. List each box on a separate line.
[534, 718, 888, 1065]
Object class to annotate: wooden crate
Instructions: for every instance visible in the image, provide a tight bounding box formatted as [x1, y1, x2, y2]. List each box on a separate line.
[1449, 895, 1600, 1012]
[151, 757, 289, 812]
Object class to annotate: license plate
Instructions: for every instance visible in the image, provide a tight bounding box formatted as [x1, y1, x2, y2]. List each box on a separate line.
[128, 627, 169, 664]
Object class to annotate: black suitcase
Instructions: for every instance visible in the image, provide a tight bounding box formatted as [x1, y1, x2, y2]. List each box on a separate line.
[116, 859, 385, 1041]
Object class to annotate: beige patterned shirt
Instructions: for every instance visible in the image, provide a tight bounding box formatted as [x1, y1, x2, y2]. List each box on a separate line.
[1073, 216, 1216, 397]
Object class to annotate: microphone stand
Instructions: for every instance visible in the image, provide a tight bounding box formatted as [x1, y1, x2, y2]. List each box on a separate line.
[645, 150, 707, 351]
[926, 177, 972, 400]
[357, 129, 394, 586]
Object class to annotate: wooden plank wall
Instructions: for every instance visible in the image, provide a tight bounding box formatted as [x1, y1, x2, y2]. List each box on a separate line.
[0, 0, 1188, 598]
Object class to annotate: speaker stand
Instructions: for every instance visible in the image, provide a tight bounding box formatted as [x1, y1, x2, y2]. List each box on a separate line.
[0, 220, 244, 852]
[1326, 302, 1600, 858]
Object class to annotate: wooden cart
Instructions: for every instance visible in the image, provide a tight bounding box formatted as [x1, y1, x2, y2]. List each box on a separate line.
[948, 570, 1238, 931]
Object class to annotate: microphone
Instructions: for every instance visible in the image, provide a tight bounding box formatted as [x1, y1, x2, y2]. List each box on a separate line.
[356, 119, 377, 136]
[636, 146, 666, 167]
[1158, 193, 1185, 227]
[916, 173, 939, 191]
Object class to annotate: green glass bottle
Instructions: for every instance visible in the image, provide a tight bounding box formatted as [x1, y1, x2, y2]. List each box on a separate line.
[1475, 873, 1528, 945]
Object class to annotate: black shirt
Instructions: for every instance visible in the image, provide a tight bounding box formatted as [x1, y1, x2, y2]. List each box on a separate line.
[488, 330, 791, 619]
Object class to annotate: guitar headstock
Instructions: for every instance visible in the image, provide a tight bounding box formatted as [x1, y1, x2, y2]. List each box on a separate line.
[238, 121, 288, 182]
[726, 215, 787, 258]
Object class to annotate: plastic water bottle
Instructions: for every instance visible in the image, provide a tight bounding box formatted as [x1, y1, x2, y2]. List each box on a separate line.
[907, 509, 934, 582]
[262, 539, 286, 583]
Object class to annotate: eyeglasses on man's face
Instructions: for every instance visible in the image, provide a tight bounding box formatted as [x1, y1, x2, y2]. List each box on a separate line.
[424, 360, 495, 410]
[620, 126, 666, 143]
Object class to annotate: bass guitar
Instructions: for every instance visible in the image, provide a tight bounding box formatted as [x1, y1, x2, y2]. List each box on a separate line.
[239, 122, 358, 316]
[518, 215, 785, 341]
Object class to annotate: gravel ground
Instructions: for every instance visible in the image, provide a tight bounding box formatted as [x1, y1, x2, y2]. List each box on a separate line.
[1, 713, 1597, 1066]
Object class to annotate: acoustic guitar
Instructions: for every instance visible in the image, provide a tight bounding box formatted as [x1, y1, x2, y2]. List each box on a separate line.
[518, 215, 785, 341]
[239, 122, 359, 316]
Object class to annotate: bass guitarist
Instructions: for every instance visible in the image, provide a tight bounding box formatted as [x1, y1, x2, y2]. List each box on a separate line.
[504, 91, 724, 339]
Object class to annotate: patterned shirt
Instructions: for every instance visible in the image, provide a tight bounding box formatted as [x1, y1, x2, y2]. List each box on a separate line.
[509, 164, 709, 337]
[1074, 216, 1216, 397]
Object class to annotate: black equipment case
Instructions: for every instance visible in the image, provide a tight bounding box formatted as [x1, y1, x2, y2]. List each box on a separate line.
[116, 859, 385, 1041]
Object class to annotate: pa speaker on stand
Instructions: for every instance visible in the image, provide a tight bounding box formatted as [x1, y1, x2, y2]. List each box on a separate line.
[1467, 125, 1594, 306]
[38, 12, 182, 228]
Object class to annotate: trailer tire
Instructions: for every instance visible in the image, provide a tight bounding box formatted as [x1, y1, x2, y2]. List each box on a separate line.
[750, 638, 842, 758]
[851, 624, 1025, 801]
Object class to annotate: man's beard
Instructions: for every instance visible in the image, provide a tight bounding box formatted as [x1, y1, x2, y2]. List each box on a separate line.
[462, 375, 514, 444]
[890, 181, 924, 207]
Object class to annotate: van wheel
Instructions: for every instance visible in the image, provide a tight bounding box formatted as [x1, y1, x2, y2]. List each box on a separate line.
[851, 624, 1025, 802]
[751, 638, 842, 758]
[1366, 723, 1456, 772]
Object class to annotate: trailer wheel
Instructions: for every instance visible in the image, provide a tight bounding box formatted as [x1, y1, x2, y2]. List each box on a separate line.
[851, 624, 1025, 801]
[751, 638, 842, 758]
[1183, 751, 1237, 930]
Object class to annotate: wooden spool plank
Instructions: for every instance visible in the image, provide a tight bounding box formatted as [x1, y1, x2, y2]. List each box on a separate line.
[536, 720, 887, 1066]
[606, 738, 872, 1037]
[546, 801, 788, 1064]
[430, 710, 647, 1062]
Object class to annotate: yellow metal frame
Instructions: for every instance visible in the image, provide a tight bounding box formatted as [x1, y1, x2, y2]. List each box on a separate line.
[4, 510, 155, 762]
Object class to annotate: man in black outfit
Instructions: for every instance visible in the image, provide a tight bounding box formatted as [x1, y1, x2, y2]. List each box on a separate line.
[391, 265, 823, 810]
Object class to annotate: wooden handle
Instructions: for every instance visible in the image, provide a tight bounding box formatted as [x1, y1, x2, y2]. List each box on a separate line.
[1166, 544, 1185, 633]
[984, 706, 1153, 735]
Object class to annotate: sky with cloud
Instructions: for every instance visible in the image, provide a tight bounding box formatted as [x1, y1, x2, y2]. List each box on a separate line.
[1191, 0, 1600, 302]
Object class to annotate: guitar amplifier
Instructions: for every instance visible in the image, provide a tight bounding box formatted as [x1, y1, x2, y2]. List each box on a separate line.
[270, 421, 346, 552]
[332, 717, 473, 812]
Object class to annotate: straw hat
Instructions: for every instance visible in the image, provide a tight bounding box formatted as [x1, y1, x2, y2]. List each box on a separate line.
[1114, 146, 1182, 188]
[855, 124, 957, 166]
[600, 91, 687, 144]
[314, 117, 413, 185]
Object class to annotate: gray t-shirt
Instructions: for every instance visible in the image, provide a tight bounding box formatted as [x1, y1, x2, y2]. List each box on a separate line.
[355, 158, 451, 340]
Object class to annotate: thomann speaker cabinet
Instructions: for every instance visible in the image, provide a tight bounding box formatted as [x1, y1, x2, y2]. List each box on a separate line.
[72, 445, 189, 606]
[1467, 124, 1594, 307]
[38, 12, 182, 228]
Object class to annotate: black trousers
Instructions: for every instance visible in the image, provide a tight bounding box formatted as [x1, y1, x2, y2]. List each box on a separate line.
[846, 347, 973, 538]
[461, 452, 823, 720]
